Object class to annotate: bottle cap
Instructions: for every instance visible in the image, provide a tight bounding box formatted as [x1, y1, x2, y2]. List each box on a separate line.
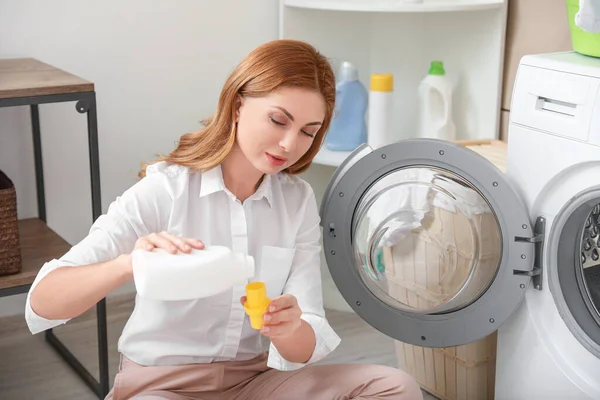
[429, 61, 445, 75]
[338, 61, 358, 81]
[370, 73, 394, 92]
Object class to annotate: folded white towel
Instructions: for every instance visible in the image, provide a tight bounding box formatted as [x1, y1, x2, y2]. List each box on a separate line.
[576, 0, 600, 33]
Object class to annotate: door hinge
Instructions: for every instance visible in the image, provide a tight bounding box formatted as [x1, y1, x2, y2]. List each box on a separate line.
[513, 216, 546, 290]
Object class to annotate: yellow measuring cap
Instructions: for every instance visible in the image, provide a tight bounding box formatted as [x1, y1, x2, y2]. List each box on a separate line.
[244, 282, 271, 330]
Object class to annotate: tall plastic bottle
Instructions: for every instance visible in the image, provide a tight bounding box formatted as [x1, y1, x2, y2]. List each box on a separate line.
[132, 246, 255, 301]
[367, 73, 395, 149]
[417, 61, 456, 141]
[325, 61, 368, 151]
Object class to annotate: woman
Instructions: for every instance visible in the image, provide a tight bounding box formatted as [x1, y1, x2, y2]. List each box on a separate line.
[25, 39, 423, 400]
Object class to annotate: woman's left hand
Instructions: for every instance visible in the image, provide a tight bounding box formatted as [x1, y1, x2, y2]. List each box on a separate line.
[240, 294, 302, 338]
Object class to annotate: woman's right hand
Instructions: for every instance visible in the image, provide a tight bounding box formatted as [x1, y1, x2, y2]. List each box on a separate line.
[29, 231, 205, 321]
[120, 232, 205, 279]
[134, 231, 205, 254]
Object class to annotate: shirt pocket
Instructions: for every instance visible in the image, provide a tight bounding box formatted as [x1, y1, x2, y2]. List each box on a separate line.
[257, 245, 296, 299]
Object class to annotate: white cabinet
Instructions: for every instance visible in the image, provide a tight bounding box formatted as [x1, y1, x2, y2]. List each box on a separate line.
[282, 0, 509, 311]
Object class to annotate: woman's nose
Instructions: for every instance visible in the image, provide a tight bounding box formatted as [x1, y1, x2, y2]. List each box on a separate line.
[279, 130, 297, 153]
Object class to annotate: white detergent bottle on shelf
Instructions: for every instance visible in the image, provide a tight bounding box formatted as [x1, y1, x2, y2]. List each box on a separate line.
[417, 61, 456, 141]
[132, 246, 255, 301]
[367, 73, 394, 149]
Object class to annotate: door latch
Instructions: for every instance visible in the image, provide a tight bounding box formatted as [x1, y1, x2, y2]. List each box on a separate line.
[329, 222, 337, 238]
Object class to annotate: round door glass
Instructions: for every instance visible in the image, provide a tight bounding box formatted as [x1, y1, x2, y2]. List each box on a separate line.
[352, 166, 503, 315]
[580, 203, 600, 318]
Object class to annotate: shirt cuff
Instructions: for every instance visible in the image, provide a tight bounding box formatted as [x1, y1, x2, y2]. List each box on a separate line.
[266, 313, 341, 371]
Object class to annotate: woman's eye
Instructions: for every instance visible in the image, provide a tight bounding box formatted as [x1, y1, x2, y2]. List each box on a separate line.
[302, 130, 315, 138]
[270, 117, 285, 126]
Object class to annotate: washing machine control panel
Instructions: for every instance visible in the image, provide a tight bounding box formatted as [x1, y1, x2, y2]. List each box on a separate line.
[511, 52, 600, 147]
[511, 64, 599, 144]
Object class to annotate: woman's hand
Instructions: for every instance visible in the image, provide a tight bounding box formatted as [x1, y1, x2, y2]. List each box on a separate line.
[240, 294, 302, 338]
[120, 232, 205, 279]
[133, 231, 204, 254]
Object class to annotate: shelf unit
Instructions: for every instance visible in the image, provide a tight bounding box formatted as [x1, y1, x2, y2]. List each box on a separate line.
[284, 0, 504, 13]
[280, 0, 508, 168]
[0, 219, 71, 293]
[0, 58, 109, 399]
[312, 147, 353, 167]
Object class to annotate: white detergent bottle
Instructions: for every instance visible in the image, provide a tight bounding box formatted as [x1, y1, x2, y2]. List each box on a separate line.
[367, 73, 395, 149]
[131, 246, 255, 301]
[417, 61, 456, 141]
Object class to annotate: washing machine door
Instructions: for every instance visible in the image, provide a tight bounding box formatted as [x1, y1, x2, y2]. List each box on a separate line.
[320, 139, 536, 348]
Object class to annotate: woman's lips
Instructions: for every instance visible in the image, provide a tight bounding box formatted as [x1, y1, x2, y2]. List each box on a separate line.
[266, 153, 287, 167]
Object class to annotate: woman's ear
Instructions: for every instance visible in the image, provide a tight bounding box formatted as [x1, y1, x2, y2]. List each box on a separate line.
[235, 95, 244, 123]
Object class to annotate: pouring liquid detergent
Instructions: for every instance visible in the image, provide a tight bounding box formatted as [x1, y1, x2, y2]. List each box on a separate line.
[132, 246, 255, 301]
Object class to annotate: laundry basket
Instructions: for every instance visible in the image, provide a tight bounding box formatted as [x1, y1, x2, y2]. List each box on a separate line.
[566, 0, 600, 58]
[0, 169, 22, 276]
[385, 208, 499, 400]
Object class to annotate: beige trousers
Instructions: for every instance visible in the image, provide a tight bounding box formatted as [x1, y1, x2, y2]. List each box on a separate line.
[105, 352, 423, 400]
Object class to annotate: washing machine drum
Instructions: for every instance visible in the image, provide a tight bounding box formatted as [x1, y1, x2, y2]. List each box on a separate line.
[320, 139, 538, 348]
[348, 164, 503, 315]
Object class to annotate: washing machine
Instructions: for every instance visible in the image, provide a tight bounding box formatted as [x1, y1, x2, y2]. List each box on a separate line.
[319, 51, 600, 399]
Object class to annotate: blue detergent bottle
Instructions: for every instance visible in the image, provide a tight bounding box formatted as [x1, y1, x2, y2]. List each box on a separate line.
[325, 61, 368, 151]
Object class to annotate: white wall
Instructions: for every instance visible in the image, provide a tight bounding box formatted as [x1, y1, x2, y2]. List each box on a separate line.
[0, 0, 279, 317]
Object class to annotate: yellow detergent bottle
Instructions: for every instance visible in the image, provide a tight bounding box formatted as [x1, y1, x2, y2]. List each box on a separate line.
[244, 282, 271, 330]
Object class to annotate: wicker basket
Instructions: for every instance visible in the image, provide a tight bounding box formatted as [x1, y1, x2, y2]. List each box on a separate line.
[395, 333, 497, 400]
[386, 207, 501, 400]
[0, 169, 22, 276]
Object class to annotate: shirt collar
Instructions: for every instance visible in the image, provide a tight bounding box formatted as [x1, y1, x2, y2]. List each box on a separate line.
[199, 164, 273, 207]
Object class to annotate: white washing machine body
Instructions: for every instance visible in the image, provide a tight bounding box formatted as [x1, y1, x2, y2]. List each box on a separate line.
[317, 52, 600, 400]
[496, 52, 600, 399]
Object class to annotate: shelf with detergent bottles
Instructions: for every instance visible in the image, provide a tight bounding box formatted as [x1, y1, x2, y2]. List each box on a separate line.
[317, 60, 457, 168]
[313, 147, 354, 167]
[284, 0, 505, 13]
[321, 63, 394, 167]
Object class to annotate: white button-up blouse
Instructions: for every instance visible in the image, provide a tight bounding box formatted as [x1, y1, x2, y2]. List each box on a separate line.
[25, 161, 342, 371]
